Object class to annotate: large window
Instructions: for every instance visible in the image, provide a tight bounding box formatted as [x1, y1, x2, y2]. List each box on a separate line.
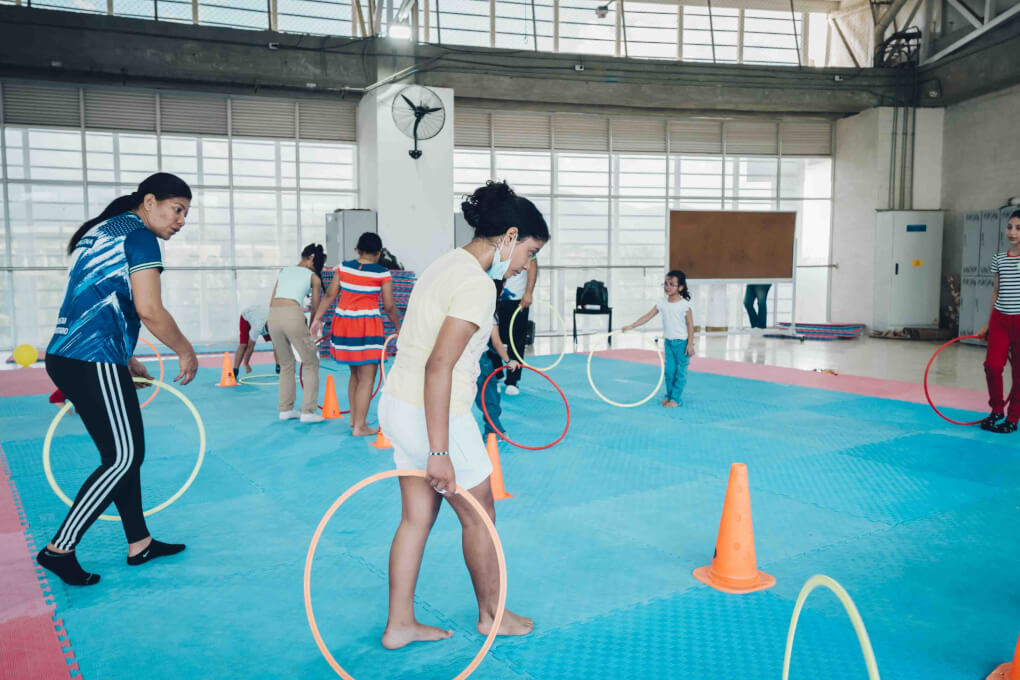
[1, 90, 357, 349]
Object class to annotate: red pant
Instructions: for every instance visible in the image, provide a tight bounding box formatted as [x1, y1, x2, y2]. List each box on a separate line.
[985, 309, 1020, 422]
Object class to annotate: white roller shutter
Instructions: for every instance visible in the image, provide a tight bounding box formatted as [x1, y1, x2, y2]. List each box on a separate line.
[611, 118, 667, 153]
[553, 115, 609, 152]
[455, 109, 491, 148]
[780, 120, 832, 156]
[160, 93, 228, 136]
[668, 119, 722, 154]
[299, 100, 357, 142]
[231, 98, 297, 138]
[84, 89, 157, 132]
[2, 83, 81, 128]
[725, 120, 779, 155]
[492, 113, 551, 150]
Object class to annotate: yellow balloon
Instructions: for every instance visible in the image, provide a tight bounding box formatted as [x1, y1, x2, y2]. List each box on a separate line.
[12, 344, 38, 368]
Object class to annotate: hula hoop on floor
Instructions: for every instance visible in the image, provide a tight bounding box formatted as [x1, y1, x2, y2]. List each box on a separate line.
[480, 365, 570, 450]
[923, 334, 983, 426]
[238, 374, 279, 386]
[508, 301, 569, 372]
[304, 469, 506, 680]
[586, 330, 665, 408]
[42, 377, 206, 521]
[135, 338, 164, 409]
[782, 575, 880, 680]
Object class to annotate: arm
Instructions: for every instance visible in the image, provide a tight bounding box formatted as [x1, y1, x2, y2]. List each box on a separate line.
[310, 274, 322, 322]
[623, 306, 659, 332]
[309, 277, 340, 338]
[489, 324, 520, 371]
[380, 278, 402, 333]
[685, 308, 696, 356]
[241, 338, 256, 371]
[131, 269, 198, 385]
[978, 274, 998, 340]
[423, 316, 479, 495]
[520, 259, 538, 308]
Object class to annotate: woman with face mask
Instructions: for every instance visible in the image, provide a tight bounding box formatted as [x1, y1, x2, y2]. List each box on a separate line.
[378, 180, 549, 650]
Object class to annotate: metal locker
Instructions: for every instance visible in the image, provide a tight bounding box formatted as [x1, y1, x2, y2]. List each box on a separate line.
[959, 277, 977, 336]
[325, 210, 377, 267]
[962, 212, 982, 277]
[979, 209, 1002, 275]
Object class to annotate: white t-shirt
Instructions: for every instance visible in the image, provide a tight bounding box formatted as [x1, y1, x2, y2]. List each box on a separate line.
[384, 248, 496, 415]
[241, 305, 270, 342]
[656, 296, 693, 340]
[500, 269, 528, 300]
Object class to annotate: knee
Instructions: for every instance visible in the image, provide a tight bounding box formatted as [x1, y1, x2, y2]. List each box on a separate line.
[985, 357, 1007, 372]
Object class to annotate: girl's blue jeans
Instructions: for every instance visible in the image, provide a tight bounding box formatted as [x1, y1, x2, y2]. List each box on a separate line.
[664, 339, 690, 403]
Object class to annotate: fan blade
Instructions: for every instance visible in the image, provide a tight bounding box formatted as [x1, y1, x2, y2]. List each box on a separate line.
[423, 107, 443, 114]
[401, 94, 416, 109]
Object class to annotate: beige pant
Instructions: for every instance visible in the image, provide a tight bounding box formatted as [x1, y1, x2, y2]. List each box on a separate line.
[268, 305, 319, 414]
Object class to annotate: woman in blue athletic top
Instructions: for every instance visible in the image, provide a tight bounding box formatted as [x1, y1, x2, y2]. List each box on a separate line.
[38, 172, 199, 587]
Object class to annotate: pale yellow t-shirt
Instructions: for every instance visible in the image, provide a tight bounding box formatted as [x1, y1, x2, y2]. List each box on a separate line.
[384, 248, 496, 415]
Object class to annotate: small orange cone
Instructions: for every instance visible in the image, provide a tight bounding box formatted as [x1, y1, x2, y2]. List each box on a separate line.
[693, 463, 774, 594]
[321, 375, 343, 419]
[985, 633, 1020, 680]
[371, 430, 392, 449]
[486, 433, 513, 501]
[218, 352, 237, 387]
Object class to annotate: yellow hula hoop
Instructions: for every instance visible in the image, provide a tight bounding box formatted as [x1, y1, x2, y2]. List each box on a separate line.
[238, 373, 280, 386]
[782, 574, 881, 680]
[379, 334, 397, 386]
[509, 301, 569, 372]
[43, 377, 206, 521]
[135, 337, 164, 409]
[304, 469, 506, 680]
[585, 330, 665, 408]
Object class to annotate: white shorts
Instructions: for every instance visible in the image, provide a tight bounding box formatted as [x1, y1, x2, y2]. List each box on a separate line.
[379, 393, 493, 491]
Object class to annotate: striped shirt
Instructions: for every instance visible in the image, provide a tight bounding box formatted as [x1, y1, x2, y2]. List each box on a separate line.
[991, 252, 1020, 314]
[335, 260, 391, 318]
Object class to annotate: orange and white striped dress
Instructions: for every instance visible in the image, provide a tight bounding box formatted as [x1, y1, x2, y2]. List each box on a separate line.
[330, 259, 391, 365]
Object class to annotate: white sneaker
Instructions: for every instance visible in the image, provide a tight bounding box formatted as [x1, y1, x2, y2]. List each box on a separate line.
[279, 410, 300, 420]
[300, 413, 325, 423]
[505, 385, 520, 396]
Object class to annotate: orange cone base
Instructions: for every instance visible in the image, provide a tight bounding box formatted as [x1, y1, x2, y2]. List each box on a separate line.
[492, 486, 514, 501]
[986, 663, 1013, 680]
[371, 431, 392, 449]
[692, 564, 776, 594]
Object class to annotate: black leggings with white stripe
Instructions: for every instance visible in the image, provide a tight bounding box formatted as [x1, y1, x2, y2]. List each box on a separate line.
[45, 353, 149, 551]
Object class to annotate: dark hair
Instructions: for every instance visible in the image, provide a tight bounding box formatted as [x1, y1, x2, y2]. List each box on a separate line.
[666, 270, 691, 301]
[67, 172, 191, 255]
[461, 180, 550, 243]
[378, 247, 404, 270]
[302, 243, 326, 278]
[356, 232, 383, 254]
[1011, 210, 1020, 221]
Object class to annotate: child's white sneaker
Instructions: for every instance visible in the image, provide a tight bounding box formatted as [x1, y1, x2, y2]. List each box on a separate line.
[279, 410, 300, 420]
[505, 385, 520, 396]
[300, 413, 325, 423]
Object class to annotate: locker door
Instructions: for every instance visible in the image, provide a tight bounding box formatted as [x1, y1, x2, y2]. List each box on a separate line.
[980, 210, 1002, 275]
[961, 213, 982, 277]
[958, 277, 977, 336]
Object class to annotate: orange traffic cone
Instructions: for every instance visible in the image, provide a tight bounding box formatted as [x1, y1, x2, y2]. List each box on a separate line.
[486, 433, 513, 501]
[986, 633, 1020, 680]
[371, 430, 392, 449]
[321, 375, 343, 419]
[218, 352, 237, 387]
[693, 463, 774, 594]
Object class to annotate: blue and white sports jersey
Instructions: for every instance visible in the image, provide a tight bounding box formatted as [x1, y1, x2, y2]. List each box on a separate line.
[47, 212, 163, 366]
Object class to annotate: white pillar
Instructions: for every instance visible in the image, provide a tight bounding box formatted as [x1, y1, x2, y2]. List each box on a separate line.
[357, 84, 455, 275]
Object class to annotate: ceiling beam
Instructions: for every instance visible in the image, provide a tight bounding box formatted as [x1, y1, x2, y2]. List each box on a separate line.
[626, 0, 840, 13]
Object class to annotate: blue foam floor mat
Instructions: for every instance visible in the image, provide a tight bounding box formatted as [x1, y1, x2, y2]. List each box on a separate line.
[2, 353, 1018, 679]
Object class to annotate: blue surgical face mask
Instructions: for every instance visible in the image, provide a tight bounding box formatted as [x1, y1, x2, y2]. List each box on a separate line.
[486, 233, 517, 280]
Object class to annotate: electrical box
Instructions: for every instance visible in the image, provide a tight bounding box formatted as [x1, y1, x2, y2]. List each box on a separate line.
[873, 210, 944, 331]
[325, 210, 377, 266]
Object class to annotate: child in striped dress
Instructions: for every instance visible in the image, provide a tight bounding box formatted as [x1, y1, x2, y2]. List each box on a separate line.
[978, 210, 1020, 433]
[311, 232, 401, 436]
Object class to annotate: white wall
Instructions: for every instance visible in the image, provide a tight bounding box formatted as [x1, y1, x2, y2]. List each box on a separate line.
[830, 107, 945, 325]
[357, 84, 455, 275]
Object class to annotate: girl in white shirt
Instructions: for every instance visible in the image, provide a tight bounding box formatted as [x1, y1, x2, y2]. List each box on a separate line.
[623, 270, 695, 407]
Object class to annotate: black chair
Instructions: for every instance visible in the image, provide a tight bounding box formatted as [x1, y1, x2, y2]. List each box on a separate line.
[572, 283, 613, 346]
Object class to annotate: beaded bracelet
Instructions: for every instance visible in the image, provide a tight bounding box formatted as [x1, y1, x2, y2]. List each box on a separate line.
[429, 451, 449, 456]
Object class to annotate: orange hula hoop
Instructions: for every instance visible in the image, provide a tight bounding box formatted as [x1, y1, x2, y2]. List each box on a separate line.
[135, 337, 164, 409]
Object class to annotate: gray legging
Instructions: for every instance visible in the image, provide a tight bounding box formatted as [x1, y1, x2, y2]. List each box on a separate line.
[743, 284, 771, 329]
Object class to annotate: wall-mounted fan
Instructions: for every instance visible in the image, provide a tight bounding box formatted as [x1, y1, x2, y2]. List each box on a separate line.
[391, 85, 446, 160]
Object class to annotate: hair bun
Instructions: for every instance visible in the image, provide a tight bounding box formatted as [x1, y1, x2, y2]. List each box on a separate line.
[461, 180, 517, 229]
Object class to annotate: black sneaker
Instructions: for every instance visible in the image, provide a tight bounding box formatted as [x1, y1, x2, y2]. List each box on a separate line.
[980, 412, 1005, 431]
[275, 364, 281, 375]
[993, 420, 1018, 434]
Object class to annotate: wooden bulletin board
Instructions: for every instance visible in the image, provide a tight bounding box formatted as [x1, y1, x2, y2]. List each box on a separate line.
[669, 210, 796, 279]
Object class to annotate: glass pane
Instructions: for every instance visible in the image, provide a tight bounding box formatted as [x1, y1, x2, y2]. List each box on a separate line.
[495, 151, 551, 194]
[237, 268, 281, 313]
[495, 0, 554, 51]
[12, 270, 66, 349]
[780, 199, 831, 264]
[198, 0, 268, 29]
[86, 131, 158, 185]
[233, 190, 299, 266]
[429, 0, 491, 47]
[614, 199, 666, 265]
[299, 141, 356, 190]
[234, 138, 295, 189]
[455, 150, 492, 197]
[614, 154, 666, 197]
[780, 157, 832, 198]
[5, 128, 84, 182]
[278, 0, 353, 36]
[669, 155, 723, 199]
[724, 157, 778, 197]
[0, 273, 11, 349]
[163, 188, 231, 267]
[8, 183, 85, 267]
[557, 153, 609, 196]
[554, 197, 608, 265]
[162, 135, 201, 185]
[558, 1, 616, 55]
[301, 192, 357, 254]
[622, 3, 678, 60]
[161, 269, 236, 341]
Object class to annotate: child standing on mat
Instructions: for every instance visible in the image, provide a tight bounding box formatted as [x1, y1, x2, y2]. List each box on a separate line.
[475, 302, 521, 439]
[622, 270, 695, 408]
[978, 210, 1020, 434]
[311, 232, 401, 437]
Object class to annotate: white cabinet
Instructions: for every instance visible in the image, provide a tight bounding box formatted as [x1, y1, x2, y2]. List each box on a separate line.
[325, 210, 377, 266]
[873, 210, 944, 331]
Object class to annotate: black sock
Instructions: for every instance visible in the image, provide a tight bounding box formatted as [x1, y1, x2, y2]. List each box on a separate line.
[37, 548, 100, 586]
[233, 368, 240, 379]
[127, 539, 186, 566]
[275, 363, 281, 374]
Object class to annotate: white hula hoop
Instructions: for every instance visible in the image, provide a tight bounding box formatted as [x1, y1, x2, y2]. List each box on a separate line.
[585, 329, 665, 408]
[508, 301, 569, 372]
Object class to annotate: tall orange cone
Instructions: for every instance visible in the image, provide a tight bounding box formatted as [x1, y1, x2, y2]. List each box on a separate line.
[371, 430, 392, 449]
[985, 633, 1020, 680]
[218, 352, 237, 387]
[693, 463, 774, 594]
[486, 433, 513, 501]
[321, 375, 343, 419]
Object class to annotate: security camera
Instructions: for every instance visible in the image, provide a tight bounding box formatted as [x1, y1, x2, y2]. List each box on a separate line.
[595, 4, 609, 17]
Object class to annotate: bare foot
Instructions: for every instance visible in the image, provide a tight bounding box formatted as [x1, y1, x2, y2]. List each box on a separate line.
[660, 398, 669, 406]
[478, 609, 534, 637]
[381, 622, 452, 650]
[352, 425, 380, 437]
[664, 400, 679, 408]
